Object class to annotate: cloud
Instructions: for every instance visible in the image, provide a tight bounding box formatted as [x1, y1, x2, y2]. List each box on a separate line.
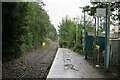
[43, 0, 91, 31]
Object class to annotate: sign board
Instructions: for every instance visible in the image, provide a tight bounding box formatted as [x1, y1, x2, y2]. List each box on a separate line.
[88, 32, 105, 37]
[90, 0, 105, 2]
[82, 27, 85, 29]
[82, 27, 94, 30]
[96, 8, 106, 17]
[90, 0, 119, 2]
[107, 0, 119, 2]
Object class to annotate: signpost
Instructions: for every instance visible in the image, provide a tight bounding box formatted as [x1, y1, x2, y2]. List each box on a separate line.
[96, 8, 106, 68]
[96, 8, 106, 17]
[91, 0, 118, 72]
[96, 7, 109, 72]
[104, 8, 108, 72]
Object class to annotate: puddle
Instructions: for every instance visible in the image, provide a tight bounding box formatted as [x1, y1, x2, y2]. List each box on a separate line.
[66, 59, 70, 60]
[64, 64, 79, 71]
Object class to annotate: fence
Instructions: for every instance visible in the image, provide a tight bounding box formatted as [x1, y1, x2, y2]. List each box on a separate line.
[84, 32, 105, 64]
[84, 32, 120, 73]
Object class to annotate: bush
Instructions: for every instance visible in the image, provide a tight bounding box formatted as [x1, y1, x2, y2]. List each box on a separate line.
[2, 2, 57, 62]
[44, 38, 52, 45]
[71, 43, 84, 55]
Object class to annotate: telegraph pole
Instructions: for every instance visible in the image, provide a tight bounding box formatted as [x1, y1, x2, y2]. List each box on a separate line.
[74, 18, 78, 42]
[79, 7, 86, 52]
[84, 8, 85, 29]
[83, 7, 86, 55]
[76, 20, 78, 42]
[79, 7, 87, 59]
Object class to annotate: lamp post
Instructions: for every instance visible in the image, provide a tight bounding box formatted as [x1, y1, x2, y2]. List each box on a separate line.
[74, 18, 78, 42]
[79, 7, 86, 29]
[79, 7, 87, 59]
[93, 13, 97, 62]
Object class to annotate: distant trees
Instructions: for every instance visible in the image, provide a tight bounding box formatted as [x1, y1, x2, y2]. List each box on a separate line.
[2, 2, 57, 62]
[58, 17, 80, 53]
[59, 15, 94, 53]
[59, 17, 76, 48]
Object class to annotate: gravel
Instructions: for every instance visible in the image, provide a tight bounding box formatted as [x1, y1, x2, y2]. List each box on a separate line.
[2, 42, 58, 79]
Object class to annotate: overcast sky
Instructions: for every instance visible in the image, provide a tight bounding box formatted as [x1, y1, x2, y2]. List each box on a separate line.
[43, 0, 91, 31]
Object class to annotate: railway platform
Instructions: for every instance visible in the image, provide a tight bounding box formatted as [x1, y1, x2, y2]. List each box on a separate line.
[47, 48, 104, 78]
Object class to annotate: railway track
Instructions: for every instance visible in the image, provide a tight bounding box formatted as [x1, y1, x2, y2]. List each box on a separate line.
[18, 43, 58, 79]
[2, 42, 58, 79]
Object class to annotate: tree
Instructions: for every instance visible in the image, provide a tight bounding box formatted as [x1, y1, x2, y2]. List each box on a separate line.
[84, 2, 120, 25]
[2, 2, 57, 62]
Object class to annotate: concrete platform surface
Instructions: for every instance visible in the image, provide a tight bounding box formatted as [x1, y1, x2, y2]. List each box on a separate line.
[47, 48, 104, 78]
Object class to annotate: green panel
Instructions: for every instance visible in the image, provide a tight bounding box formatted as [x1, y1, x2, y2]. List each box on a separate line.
[96, 36, 105, 50]
[85, 34, 94, 50]
[85, 32, 105, 50]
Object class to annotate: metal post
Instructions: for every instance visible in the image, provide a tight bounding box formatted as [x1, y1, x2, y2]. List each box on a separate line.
[82, 29, 85, 51]
[76, 20, 78, 42]
[94, 17, 96, 62]
[97, 16, 99, 45]
[104, 8, 108, 72]
[96, 16, 100, 65]
[106, 2, 111, 71]
[79, 7, 86, 53]
[83, 8, 86, 52]
[81, 7, 86, 52]
[74, 18, 77, 42]
[84, 8, 85, 28]
[83, 8, 87, 59]
[76, 21, 77, 42]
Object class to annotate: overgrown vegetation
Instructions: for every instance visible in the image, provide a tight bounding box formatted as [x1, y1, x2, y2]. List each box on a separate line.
[2, 2, 57, 62]
[59, 16, 93, 55]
